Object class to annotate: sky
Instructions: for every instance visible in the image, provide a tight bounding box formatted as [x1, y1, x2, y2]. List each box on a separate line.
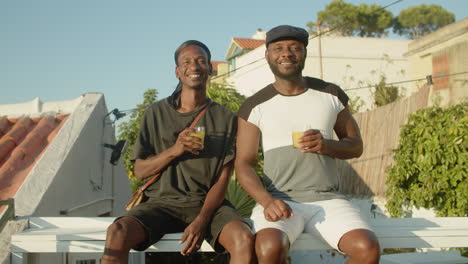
[2, 0, 467, 118]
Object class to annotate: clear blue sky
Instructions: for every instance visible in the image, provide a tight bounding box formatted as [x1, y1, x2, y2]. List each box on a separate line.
[2, 0, 467, 116]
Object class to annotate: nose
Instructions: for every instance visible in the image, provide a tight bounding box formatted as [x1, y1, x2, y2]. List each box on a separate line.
[280, 47, 294, 58]
[188, 60, 202, 70]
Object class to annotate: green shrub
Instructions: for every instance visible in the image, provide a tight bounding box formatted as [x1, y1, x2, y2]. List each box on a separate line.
[386, 101, 467, 218]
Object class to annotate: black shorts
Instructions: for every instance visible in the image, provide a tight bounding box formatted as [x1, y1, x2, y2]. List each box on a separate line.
[121, 199, 247, 253]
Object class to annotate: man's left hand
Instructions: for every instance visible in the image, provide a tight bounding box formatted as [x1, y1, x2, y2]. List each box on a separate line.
[298, 129, 328, 154]
[179, 216, 207, 256]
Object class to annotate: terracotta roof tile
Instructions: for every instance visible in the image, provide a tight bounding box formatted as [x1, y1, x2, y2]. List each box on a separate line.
[233, 38, 265, 50]
[0, 115, 69, 202]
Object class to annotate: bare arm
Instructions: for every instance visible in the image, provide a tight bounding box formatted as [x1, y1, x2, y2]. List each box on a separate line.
[134, 127, 203, 181]
[180, 161, 233, 256]
[235, 117, 292, 221]
[299, 106, 363, 159]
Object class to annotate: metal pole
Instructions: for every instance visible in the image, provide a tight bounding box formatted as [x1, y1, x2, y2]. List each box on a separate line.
[316, 20, 324, 79]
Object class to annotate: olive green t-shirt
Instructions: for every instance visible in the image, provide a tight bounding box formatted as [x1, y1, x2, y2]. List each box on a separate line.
[131, 97, 236, 207]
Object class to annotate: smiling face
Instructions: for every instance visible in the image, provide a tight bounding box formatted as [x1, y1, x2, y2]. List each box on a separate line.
[175, 45, 212, 90]
[265, 39, 306, 81]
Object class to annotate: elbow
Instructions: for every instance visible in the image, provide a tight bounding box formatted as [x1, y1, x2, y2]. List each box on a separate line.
[133, 169, 144, 181]
[133, 160, 146, 181]
[354, 139, 363, 158]
[355, 146, 363, 158]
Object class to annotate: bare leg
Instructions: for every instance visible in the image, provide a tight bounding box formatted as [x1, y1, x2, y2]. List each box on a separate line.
[218, 220, 255, 264]
[101, 216, 148, 264]
[255, 228, 290, 264]
[338, 229, 380, 264]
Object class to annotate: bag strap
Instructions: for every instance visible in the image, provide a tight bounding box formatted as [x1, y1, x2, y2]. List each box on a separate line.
[189, 100, 211, 128]
[136, 100, 212, 192]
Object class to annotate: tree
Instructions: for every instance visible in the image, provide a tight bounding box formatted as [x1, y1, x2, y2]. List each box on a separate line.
[307, 0, 393, 38]
[393, 4, 455, 39]
[118, 89, 158, 192]
[355, 3, 393, 37]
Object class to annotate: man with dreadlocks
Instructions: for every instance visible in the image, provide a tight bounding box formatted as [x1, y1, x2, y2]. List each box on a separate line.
[102, 40, 254, 264]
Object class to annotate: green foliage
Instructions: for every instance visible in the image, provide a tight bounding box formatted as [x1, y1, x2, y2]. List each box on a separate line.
[386, 102, 468, 218]
[307, 0, 393, 37]
[393, 4, 455, 39]
[207, 82, 245, 113]
[373, 75, 401, 107]
[226, 174, 256, 218]
[348, 95, 365, 114]
[354, 3, 394, 37]
[117, 89, 158, 192]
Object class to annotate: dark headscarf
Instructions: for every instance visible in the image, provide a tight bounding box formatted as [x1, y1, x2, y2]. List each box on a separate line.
[170, 40, 212, 108]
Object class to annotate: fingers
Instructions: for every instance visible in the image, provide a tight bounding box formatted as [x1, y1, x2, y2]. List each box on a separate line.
[298, 130, 324, 153]
[264, 200, 294, 222]
[177, 128, 203, 154]
[180, 233, 202, 256]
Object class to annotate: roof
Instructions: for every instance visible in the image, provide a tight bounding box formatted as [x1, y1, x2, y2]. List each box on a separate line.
[0, 115, 69, 202]
[232, 38, 265, 49]
[225, 38, 266, 60]
[211, 61, 227, 72]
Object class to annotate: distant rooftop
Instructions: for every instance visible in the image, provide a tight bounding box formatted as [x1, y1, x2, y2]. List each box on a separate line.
[232, 38, 265, 50]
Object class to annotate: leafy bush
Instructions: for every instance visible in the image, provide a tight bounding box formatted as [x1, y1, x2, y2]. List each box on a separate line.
[386, 101, 467, 218]
[118, 89, 158, 192]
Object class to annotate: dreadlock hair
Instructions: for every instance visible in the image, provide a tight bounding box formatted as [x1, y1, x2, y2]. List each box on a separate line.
[170, 40, 212, 109]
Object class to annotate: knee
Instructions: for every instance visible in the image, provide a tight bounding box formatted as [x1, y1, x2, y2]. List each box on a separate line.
[351, 237, 380, 263]
[256, 236, 288, 263]
[106, 219, 131, 240]
[227, 229, 255, 254]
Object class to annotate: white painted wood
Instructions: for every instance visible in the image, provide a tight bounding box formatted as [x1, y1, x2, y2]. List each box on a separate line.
[10, 217, 468, 253]
[380, 251, 468, 264]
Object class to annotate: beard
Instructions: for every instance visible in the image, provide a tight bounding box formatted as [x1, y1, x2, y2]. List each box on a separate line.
[267, 60, 305, 80]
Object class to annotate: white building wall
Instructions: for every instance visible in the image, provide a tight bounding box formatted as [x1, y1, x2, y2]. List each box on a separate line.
[227, 36, 410, 111]
[2, 93, 131, 264]
[14, 93, 130, 218]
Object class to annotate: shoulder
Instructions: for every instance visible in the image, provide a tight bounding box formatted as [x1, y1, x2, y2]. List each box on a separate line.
[238, 84, 278, 120]
[304, 77, 348, 106]
[207, 100, 236, 123]
[144, 98, 171, 113]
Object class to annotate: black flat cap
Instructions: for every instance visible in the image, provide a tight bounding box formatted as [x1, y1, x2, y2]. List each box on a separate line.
[266, 25, 309, 47]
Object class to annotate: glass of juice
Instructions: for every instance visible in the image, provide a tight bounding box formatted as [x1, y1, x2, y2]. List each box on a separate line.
[292, 131, 304, 148]
[190, 126, 205, 150]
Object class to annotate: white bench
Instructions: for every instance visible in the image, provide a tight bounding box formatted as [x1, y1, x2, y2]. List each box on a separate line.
[10, 217, 468, 262]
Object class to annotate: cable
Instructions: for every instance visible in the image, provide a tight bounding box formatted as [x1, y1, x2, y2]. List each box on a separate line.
[345, 71, 468, 91]
[110, 71, 467, 121]
[212, 0, 404, 80]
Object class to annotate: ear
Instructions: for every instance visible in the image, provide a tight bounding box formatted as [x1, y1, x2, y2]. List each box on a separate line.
[175, 66, 180, 79]
[208, 63, 213, 75]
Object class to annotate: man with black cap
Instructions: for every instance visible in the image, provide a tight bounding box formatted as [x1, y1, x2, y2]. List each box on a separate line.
[102, 40, 254, 264]
[236, 25, 380, 264]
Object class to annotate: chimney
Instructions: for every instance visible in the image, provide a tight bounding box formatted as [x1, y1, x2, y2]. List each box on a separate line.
[252, 28, 266, 40]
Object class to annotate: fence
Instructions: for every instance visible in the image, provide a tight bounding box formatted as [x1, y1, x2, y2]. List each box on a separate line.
[338, 85, 431, 197]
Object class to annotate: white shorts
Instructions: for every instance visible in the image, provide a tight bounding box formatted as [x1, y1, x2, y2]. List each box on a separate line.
[250, 199, 372, 251]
